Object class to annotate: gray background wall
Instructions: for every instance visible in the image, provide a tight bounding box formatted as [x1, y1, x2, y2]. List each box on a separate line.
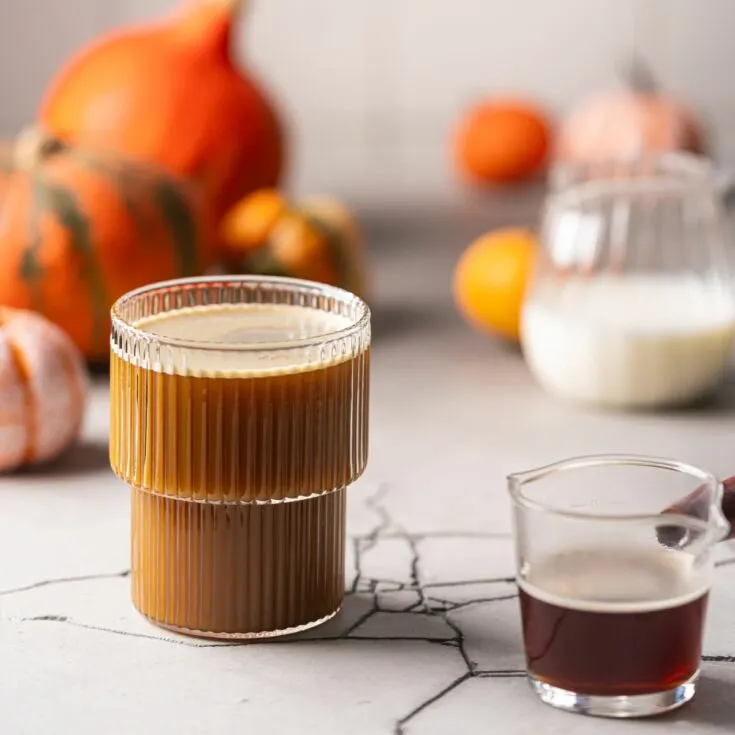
[1, 0, 733, 201]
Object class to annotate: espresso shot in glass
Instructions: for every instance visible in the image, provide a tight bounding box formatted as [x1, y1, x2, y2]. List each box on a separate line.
[109, 276, 370, 639]
[508, 455, 729, 718]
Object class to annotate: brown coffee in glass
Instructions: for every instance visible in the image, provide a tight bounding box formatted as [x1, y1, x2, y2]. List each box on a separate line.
[110, 276, 370, 639]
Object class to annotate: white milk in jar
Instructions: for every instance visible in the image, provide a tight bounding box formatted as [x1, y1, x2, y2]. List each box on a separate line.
[521, 275, 735, 408]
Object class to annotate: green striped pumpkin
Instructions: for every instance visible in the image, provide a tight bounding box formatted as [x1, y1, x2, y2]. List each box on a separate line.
[0, 127, 213, 361]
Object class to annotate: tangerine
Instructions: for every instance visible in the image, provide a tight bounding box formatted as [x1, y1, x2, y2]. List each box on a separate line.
[453, 228, 537, 341]
[455, 100, 551, 184]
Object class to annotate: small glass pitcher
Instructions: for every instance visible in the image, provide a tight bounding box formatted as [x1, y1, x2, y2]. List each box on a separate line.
[507, 454, 729, 718]
[523, 154, 735, 410]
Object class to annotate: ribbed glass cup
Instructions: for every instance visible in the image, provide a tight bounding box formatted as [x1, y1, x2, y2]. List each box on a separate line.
[109, 276, 371, 639]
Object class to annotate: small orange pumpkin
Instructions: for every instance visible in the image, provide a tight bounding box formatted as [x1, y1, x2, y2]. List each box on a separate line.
[265, 210, 339, 285]
[226, 192, 369, 298]
[220, 188, 287, 255]
[0, 307, 88, 472]
[300, 197, 368, 299]
[0, 127, 214, 362]
[39, 0, 284, 224]
[556, 60, 704, 165]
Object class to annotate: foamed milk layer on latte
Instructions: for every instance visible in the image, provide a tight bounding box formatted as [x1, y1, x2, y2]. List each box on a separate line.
[131, 304, 362, 376]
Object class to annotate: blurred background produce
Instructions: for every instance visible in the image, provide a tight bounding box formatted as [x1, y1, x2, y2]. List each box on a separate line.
[453, 100, 551, 185]
[521, 160, 735, 410]
[5, 1, 729, 200]
[453, 228, 536, 343]
[222, 189, 369, 299]
[555, 59, 706, 167]
[0, 0, 733, 414]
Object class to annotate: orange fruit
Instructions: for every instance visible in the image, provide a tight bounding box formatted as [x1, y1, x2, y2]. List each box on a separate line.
[455, 99, 551, 184]
[453, 228, 537, 341]
[220, 189, 287, 255]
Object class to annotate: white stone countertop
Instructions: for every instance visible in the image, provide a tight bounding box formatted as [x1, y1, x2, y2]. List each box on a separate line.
[3, 204, 735, 734]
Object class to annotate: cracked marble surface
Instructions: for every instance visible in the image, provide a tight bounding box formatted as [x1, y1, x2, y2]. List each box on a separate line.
[4, 224, 735, 733]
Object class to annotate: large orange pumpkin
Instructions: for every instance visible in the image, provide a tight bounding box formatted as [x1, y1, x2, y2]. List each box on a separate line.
[0, 141, 14, 206]
[0, 127, 214, 362]
[39, 0, 284, 225]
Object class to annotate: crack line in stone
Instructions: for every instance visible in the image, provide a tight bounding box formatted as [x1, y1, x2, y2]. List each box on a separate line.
[384, 530, 483, 730]
[362, 483, 392, 547]
[476, 669, 526, 678]
[0, 570, 131, 598]
[348, 537, 362, 595]
[348, 484, 392, 596]
[423, 576, 516, 589]
[394, 672, 472, 735]
[9, 481, 735, 734]
[271, 635, 456, 645]
[405, 536, 427, 610]
[442, 614, 475, 674]
[342, 607, 378, 637]
[372, 579, 407, 590]
[357, 531, 512, 541]
[445, 593, 519, 612]
[8, 615, 241, 648]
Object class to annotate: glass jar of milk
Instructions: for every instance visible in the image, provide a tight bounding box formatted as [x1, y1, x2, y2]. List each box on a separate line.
[522, 154, 735, 409]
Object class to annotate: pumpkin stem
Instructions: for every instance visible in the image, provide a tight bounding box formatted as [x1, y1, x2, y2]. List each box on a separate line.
[14, 126, 66, 171]
[173, 0, 245, 56]
[622, 54, 659, 94]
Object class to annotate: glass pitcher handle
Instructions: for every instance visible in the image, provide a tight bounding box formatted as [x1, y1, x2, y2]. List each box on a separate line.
[720, 476, 735, 541]
[659, 476, 735, 547]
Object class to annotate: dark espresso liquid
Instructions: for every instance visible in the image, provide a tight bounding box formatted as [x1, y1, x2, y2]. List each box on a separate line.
[519, 547, 709, 696]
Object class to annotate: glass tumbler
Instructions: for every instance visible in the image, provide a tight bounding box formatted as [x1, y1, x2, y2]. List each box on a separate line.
[523, 153, 735, 410]
[508, 454, 729, 718]
[109, 276, 371, 639]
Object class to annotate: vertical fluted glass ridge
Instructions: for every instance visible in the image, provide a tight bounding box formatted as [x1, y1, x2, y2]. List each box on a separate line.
[110, 348, 369, 501]
[109, 276, 370, 639]
[132, 486, 346, 637]
[109, 276, 371, 503]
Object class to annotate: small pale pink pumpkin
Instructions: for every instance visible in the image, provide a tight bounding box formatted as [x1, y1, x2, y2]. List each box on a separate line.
[0, 307, 88, 471]
[556, 89, 704, 164]
[556, 59, 705, 165]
